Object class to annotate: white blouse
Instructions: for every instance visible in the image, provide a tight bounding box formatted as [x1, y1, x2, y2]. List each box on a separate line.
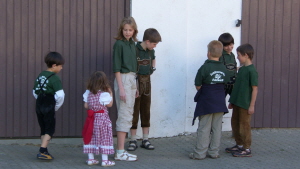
[82, 90, 112, 105]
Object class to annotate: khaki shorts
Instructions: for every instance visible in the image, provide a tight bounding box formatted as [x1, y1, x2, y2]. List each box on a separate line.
[114, 72, 137, 132]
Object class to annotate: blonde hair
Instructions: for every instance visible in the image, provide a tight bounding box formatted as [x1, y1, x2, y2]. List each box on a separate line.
[114, 17, 138, 41]
[207, 40, 223, 58]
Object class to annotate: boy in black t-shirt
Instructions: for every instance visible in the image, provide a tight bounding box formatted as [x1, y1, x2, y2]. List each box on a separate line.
[33, 52, 65, 160]
[189, 40, 229, 160]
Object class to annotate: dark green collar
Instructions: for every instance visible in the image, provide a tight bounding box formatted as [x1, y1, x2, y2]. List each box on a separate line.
[136, 41, 148, 51]
[122, 38, 134, 45]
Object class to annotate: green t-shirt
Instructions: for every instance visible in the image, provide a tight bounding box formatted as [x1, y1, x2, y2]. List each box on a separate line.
[33, 71, 63, 95]
[113, 39, 137, 73]
[194, 59, 229, 86]
[136, 42, 156, 75]
[229, 64, 258, 109]
[219, 50, 237, 81]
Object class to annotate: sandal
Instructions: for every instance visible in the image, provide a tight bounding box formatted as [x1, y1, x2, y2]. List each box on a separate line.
[101, 160, 116, 167]
[127, 140, 138, 151]
[140, 140, 155, 150]
[225, 145, 242, 153]
[86, 159, 99, 165]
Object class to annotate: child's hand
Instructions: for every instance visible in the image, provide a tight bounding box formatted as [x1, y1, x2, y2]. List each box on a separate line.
[135, 89, 139, 98]
[228, 103, 233, 109]
[248, 105, 255, 114]
[119, 88, 126, 103]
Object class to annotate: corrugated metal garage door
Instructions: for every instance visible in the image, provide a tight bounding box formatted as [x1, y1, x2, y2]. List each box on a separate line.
[0, 0, 130, 137]
[242, 0, 300, 127]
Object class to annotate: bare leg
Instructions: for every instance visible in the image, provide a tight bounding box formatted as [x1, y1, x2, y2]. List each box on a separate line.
[142, 127, 149, 135]
[41, 134, 51, 148]
[117, 131, 126, 150]
[130, 129, 137, 139]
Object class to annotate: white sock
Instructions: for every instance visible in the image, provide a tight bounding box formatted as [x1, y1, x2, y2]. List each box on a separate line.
[117, 149, 124, 154]
[102, 154, 108, 161]
[88, 153, 94, 160]
[143, 134, 149, 140]
[238, 145, 243, 148]
[131, 135, 137, 141]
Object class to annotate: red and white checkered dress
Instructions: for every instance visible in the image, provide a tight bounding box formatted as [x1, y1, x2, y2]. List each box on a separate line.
[83, 91, 114, 155]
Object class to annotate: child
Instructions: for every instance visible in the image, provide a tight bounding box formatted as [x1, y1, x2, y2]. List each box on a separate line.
[218, 33, 237, 96]
[82, 71, 115, 166]
[113, 16, 138, 161]
[189, 40, 229, 160]
[225, 44, 258, 157]
[32, 52, 65, 160]
[128, 28, 162, 151]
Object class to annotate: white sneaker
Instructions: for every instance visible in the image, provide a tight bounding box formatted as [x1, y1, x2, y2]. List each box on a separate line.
[114, 151, 137, 161]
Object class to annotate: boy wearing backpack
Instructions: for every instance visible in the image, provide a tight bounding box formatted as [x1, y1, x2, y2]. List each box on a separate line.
[32, 52, 65, 160]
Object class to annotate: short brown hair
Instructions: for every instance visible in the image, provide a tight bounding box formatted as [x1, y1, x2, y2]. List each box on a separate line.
[87, 71, 111, 94]
[143, 28, 162, 43]
[236, 43, 254, 60]
[207, 40, 223, 58]
[114, 17, 138, 41]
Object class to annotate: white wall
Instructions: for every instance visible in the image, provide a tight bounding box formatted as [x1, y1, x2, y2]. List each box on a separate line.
[132, 0, 242, 138]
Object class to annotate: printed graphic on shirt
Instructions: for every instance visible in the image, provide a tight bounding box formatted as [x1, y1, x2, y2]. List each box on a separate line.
[210, 71, 225, 83]
[36, 76, 49, 92]
[225, 63, 236, 71]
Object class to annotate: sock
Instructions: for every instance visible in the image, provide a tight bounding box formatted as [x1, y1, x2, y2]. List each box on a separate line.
[245, 149, 250, 151]
[102, 154, 108, 161]
[88, 153, 94, 160]
[143, 134, 149, 140]
[117, 149, 124, 154]
[238, 145, 243, 148]
[39, 147, 47, 153]
[131, 135, 137, 141]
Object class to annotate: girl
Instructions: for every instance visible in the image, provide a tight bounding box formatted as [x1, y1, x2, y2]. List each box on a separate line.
[112, 16, 139, 161]
[82, 71, 115, 166]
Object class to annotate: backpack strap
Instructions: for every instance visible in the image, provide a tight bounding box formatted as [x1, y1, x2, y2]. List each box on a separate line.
[38, 73, 55, 94]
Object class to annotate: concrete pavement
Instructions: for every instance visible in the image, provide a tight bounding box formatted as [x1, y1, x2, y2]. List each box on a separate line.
[0, 128, 299, 169]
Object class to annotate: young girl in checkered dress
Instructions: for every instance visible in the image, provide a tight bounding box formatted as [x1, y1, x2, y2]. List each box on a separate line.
[82, 71, 115, 167]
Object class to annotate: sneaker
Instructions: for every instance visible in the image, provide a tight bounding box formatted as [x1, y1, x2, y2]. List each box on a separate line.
[37, 152, 54, 160]
[232, 148, 252, 157]
[114, 151, 137, 161]
[86, 159, 99, 165]
[225, 145, 242, 153]
[189, 153, 205, 160]
[207, 154, 220, 159]
[101, 160, 116, 167]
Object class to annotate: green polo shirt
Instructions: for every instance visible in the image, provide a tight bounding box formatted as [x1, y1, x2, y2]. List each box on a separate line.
[136, 42, 156, 75]
[33, 71, 63, 95]
[229, 64, 258, 110]
[113, 39, 137, 73]
[195, 59, 229, 86]
[219, 50, 237, 80]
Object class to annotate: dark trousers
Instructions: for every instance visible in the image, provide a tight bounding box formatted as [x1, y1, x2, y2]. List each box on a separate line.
[131, 75, 151, 129]
[36, 95, 56, 137]
[231, 104, 252, 149]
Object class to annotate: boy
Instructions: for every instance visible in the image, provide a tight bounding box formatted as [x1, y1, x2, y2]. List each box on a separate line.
[33, 52, 65, 160]
[127, 28, 161, 151]
[225, 44, 258, 157]
[189, 40, 229, 160]
[218, 33, 237, 96]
